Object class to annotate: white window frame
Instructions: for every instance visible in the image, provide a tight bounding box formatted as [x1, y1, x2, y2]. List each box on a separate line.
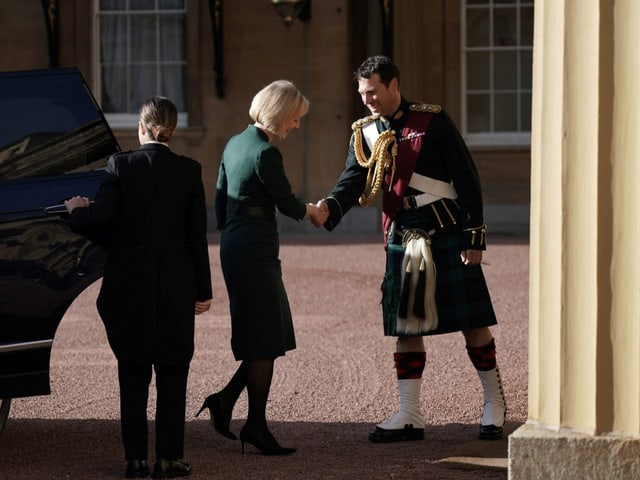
[460, 0, 533, 147]
[92, 0, 188, 130]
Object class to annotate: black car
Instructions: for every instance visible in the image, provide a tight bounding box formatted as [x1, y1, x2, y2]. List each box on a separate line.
[0, 68, 120, 432]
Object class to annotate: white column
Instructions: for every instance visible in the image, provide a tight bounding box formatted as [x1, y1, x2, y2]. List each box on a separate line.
[510, 1, 640, 478]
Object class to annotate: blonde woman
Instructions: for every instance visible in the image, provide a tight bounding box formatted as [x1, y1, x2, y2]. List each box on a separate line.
[197, 80, 321, 455]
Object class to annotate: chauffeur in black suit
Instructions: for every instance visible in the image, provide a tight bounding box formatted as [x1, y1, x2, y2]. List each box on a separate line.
[65, 97, 212, 479]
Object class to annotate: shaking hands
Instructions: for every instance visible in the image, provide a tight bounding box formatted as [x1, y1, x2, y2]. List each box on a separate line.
[305, 200, 329, 228]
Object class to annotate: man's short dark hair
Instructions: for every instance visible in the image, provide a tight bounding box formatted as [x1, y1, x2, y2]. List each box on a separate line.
[354, 55, 400, 87]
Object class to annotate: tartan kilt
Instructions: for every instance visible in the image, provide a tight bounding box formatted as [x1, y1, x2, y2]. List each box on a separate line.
[381, 227, 497, 336]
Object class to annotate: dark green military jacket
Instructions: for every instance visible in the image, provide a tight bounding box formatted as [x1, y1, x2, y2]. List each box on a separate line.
[323, 98, 486, 249]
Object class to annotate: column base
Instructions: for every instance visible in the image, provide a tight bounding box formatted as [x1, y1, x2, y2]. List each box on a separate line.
[509, 423, 640, 480]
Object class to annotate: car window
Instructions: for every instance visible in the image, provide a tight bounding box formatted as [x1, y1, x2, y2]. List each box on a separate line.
[0, 68, 120, 181]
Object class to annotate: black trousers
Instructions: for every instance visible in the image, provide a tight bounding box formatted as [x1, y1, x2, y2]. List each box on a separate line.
[117, 361, 190, 461]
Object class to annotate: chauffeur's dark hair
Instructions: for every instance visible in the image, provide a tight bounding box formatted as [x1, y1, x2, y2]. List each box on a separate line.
[354, 55, 400, 87]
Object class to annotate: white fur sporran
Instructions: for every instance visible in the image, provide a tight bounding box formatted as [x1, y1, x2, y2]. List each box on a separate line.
[396, 229, 438, 334]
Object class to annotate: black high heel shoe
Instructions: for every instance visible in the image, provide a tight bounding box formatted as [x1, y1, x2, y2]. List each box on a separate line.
[196, 393, 237, 440]
[239, 425, 296, 456]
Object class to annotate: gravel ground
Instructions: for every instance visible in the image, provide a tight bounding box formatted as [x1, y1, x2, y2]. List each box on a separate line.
[1, 233, 529, 479]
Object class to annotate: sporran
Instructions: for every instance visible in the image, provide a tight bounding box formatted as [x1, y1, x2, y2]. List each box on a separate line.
[396, 229, 438, 334]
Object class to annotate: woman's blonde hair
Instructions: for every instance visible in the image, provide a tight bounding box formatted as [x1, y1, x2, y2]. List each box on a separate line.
[249, 80, 309, 135]
[139, 96, 177, 143]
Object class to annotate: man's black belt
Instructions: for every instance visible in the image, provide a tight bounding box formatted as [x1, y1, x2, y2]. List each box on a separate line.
[226, 204, 274, 217]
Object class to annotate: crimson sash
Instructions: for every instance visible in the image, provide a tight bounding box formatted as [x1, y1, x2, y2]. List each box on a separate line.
[381, 111, 435, 244]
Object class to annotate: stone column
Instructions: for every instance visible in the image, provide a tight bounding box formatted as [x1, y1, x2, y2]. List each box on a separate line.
[509, 1, 640, 479]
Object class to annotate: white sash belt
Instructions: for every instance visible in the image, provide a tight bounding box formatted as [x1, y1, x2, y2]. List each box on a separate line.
[406, 173, 457, 209]
[360, 123, 457, 209]
[362, 121, 380, 151]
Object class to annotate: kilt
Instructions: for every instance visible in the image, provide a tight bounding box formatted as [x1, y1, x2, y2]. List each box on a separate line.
[381, 213, 497, 337]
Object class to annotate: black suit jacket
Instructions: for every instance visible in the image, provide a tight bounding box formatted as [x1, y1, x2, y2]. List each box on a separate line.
[70, 143, 212, 365]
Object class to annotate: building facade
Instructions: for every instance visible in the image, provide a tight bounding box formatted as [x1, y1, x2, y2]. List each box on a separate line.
[0, 0, 532, 233]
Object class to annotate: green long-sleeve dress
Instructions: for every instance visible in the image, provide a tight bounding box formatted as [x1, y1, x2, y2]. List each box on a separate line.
[215, 125, 306, 360]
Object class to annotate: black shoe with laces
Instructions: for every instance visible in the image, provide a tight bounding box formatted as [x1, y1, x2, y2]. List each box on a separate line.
[125, 459, 150, 478]
[479, 424, 504, 440]
[367, 425, 425, 443]
[151, 459, 191, 479]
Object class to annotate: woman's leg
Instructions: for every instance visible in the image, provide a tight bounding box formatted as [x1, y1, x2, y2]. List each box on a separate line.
[239, 358, 295, 455]
[244, 359, 274, 430]
[197, 361, 248, 440]
[218, 361, 248, 408]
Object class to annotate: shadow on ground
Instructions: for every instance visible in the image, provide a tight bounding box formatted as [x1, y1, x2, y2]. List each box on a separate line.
[0, 418, 517, 480]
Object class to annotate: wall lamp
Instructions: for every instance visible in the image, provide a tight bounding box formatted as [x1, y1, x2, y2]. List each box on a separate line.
[271, 0, 311, 26]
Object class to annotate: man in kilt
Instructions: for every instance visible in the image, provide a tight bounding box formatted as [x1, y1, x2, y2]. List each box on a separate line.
[314, 55, 506, 442]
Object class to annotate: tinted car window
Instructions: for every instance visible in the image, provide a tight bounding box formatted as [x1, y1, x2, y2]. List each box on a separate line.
[0, 68, 119, 180]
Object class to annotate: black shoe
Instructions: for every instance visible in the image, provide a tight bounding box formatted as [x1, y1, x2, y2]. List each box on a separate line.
[125, 459, 150, 478]
[239, 425, 296, 456]
[479, 424, 504, 440]
[151, 459, 191, 479]
[368, 425, 425, 443]
[196, 393, 237, 440]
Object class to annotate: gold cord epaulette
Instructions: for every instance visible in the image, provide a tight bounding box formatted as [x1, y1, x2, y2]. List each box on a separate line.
[409, 103, 442, 113]
[352, 117, 397, 208]
[351, 114, 378, 131]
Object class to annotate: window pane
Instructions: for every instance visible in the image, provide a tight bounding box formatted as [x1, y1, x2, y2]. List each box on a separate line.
[520, 7, 534, 46]
[466, 8, 490, 47]
[160, 65, 186, 111]
[102, 65, 127, 113]
[160, 15, 184, 61]
[98, 5, 186, 115]
[462, 0, 535, 137]
[100, 0, 125, 10]
[467, 94, 490, 132]
[494, 51, 517, 90]
[130, 15, 157, 62]
[130, 65, 156, 112]
[100, 15, 128, 63]
[521, 92, 532, 131]
[467, 51, 490, 90]
[494, 7, 517, 46]
[520, 50, 532, 89]
[130, 0, 156, 10]
[495, 93, 518, 130]
[159, 0, 185, 9]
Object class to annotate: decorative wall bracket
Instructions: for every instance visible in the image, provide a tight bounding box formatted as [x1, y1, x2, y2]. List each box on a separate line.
[271, 0, 311, 26]
[41, 0, 59, 67]
[209, 0, 224, 98]
[380, 0, 393, 57]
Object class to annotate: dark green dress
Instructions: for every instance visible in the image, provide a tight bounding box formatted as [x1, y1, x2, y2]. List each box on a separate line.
[215, 125, 306, 360]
